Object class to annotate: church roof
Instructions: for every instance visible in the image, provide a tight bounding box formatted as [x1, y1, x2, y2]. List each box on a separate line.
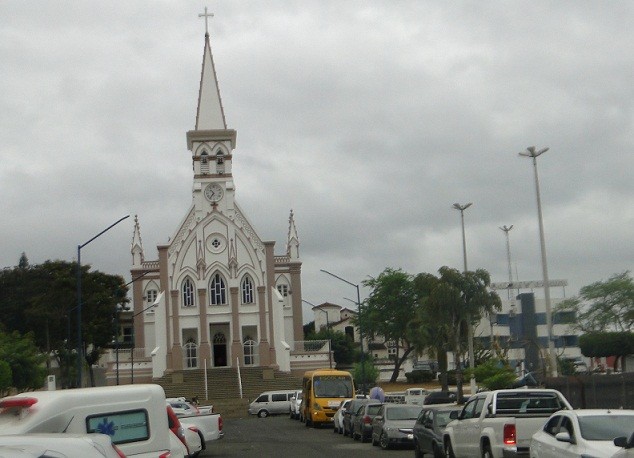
[194, 31, 227, 130]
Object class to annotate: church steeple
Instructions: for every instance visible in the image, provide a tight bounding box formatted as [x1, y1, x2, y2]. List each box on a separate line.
[131, 215, 145, 266]
[194, 25, 227, 131]
[286, 210, 300, 259]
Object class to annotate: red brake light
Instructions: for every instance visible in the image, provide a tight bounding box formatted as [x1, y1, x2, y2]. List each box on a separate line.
[158, 452, 171, 458]
[363, 415, 372, 424]
[0, 397, 38, 408]
[218, 415, 223, 432]
[188, 426, 199, 433]
[503, 423, 516, 445]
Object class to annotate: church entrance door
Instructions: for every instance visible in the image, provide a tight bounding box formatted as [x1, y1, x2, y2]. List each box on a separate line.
[212, 331, 228, 367]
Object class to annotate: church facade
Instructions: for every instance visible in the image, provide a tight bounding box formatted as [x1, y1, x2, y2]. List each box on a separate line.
[128, 28, 304, 378]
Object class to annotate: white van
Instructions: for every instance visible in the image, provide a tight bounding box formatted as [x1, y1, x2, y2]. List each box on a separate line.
[248, 390, 298, 418]
[0, 384, 182, 458]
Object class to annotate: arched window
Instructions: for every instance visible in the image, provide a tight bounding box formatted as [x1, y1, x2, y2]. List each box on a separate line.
[184, 338, 198, 369]
[241, 275, 254, 304]
[200, 151, 209, 174]
[215, 150, 224, 164]
[209, 273, 227, 305]
[182, 277, 195, 307]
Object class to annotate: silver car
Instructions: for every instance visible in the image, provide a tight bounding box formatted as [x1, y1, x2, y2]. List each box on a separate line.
[371, 403, 422, 450]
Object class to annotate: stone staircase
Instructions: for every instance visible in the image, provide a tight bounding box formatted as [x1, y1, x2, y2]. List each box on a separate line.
[154, 367, 303, 419]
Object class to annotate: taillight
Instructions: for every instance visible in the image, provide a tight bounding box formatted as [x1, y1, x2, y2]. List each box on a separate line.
[363, 415, 372, 424]
[503, 423, 516, 445]
[0, 397, 38, 408]
[112, 443, 127, 458]
[158, 453, 171, 458]
[218, 415, 223, 432]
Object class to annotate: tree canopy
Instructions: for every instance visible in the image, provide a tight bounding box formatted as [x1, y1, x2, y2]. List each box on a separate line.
[0, 330, 47, 396]
[558, 271, 634, 333]
[0, 257, 129, 387]
[359, 268, 419, 382]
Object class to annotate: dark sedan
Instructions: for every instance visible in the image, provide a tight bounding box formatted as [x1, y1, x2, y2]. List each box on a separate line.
[351, 402, 383, 442]
[342, 399, 372, 437]
[413, 404, 462, 458]
[371, 403, 422, 450]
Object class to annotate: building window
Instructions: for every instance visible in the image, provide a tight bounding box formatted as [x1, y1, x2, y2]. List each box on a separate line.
[210, 273, 227, 305]
[184, 338, 198, 368]
[554, 311, 576, 324]
[146, 289, 158, 304]
[200, 151, 209, 174]
[277, 284, 289, 297]
[182, 278, 195, 307]
[241, 275, 254, 304]
[216, 151, 224, 164]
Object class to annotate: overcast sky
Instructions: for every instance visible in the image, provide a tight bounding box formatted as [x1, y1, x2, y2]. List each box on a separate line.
[1, 1, 632, 323]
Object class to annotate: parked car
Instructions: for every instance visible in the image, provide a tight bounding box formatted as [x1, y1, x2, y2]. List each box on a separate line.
[444, 389, 572, 458]
[289, 390, 302, 420]
[168, 400, 201, 417]
[423, 390, 459, 405]
[0, 433, 126, 458]
[371, 403, 421, 450]
[333, 399, 352, 434]
[613, 431, 634, 458]
[248, 390, 298, 418]
[351, 402, 383, 442]
[168, 405, 201, 458]
[531, 409, 634, 458]
[342, 399, 372, 437]
[413, 404, 462, 458]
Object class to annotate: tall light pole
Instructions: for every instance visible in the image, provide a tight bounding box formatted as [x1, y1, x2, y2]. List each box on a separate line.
[519, 146, 557, 377]
[320, 269, 366, 394]
[499, 225, 514, 300]
[452, 202, 476, 395]
[76, 214, 130, 387]
[302, 299, 332, 369]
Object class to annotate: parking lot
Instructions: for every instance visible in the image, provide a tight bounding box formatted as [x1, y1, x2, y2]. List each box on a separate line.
[204, 415, 414, 457]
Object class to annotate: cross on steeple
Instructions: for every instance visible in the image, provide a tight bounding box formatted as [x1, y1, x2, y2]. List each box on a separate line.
[198, 7, 214, 36]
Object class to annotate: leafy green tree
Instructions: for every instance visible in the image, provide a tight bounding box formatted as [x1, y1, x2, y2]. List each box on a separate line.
[0, 360, 12, 396]
[558, 271, 634, 333]
[0, 330, 47, 393]
[427, 267, 501, 402]
[359, 268, 420, 382]
[409, 272, 451, 390]
[579, 332, 634, 371]
[306, 328, 356, 365]
[352, 358, 379, 391]
[0, 257, 129, 387]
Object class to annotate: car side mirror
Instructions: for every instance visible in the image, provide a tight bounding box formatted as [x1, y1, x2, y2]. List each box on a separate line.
[555, 432, 573, 444]
[614, 436, 628, 448]
[449, 410, 459, 420]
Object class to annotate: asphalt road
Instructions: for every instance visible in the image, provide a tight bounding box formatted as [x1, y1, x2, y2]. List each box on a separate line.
[202, 414, 415, 457]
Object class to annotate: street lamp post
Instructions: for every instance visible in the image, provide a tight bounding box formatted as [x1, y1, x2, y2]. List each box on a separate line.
[320, 269, 366, 394]
[499, 225, 515, 300]
[76, 214, 130, 388]
[452, 202, 477, 395]
[302, 299, 332, 369]
[519, 146, 558, 377]
[114, 304, 130, 385]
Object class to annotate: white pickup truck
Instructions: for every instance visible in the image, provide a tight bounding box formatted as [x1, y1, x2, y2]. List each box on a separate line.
[443, 389, 572, 458]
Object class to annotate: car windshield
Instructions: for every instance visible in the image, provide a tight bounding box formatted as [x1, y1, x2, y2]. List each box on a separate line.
[313, 376, 354, 398]
[367, 404, 382, 415]
[577, 415, 634, 441]
[436, 410, 455, 428]
[386, 406, 421, 420]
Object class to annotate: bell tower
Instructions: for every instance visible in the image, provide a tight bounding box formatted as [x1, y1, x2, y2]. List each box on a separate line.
[187, 14, 237, 215]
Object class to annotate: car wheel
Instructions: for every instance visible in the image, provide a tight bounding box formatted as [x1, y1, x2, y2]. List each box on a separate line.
[372, 433, 378, 446]
[380, 432, 390, 450]
[305, 414, 312, 427]
[258, 410, 269, 418]
[433, 443, 443, 458]
[482, 443, 493, 458]
[445, 440, 456, 458]
[343, 424, 348, 437]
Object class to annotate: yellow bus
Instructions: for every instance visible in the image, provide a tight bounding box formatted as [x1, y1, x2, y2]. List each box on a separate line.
[301, 368, 355, 427]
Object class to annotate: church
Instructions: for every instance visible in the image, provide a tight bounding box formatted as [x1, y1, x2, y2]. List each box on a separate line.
[126, 21, 304, 380]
